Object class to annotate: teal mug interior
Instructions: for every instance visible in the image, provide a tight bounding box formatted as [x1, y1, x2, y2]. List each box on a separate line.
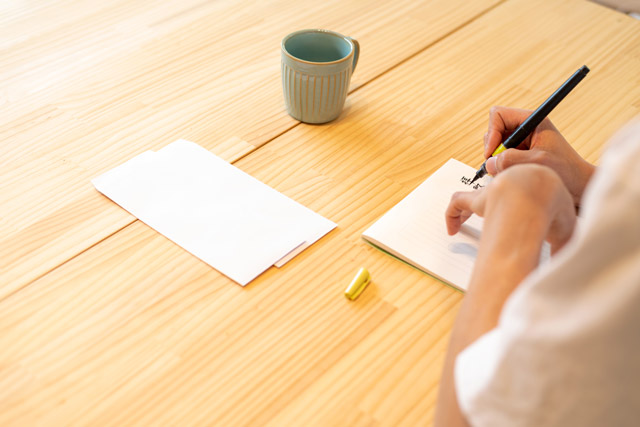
[283, 31, 352, 63]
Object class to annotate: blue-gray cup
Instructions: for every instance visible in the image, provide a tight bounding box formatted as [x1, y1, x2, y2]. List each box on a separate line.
[281, 29, 359, 124]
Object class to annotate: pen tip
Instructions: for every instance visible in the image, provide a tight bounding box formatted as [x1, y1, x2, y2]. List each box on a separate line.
[470, 171, 481, 185]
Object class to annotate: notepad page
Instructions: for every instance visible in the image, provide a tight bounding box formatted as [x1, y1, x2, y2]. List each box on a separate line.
[362, 159, 489, 291]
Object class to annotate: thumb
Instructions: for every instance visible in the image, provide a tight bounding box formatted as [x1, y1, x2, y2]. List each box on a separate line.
[486, 148, 537, 175]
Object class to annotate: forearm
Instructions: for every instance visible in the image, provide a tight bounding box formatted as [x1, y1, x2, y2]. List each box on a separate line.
[435, 198, 548, 427]
[464, 203, 547, 326]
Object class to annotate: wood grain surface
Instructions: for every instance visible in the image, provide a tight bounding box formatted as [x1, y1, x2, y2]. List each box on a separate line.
[1, 0, 639, 425]
[0, 0, 503, 297]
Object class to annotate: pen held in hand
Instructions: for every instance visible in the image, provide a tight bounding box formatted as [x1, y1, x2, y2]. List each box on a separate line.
[470, 65, 590, 184]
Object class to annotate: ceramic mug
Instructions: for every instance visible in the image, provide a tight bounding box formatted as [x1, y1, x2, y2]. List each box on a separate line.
[281, 29, 359, 124]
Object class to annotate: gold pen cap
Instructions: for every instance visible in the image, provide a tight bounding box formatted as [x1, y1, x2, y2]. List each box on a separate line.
[344, 267, 371, 300]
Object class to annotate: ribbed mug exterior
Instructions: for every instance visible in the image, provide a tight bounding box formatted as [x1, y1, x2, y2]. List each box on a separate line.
[281, 30, 359, 124]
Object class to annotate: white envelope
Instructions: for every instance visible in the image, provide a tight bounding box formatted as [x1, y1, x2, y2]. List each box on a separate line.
[92, 140, 336, 285]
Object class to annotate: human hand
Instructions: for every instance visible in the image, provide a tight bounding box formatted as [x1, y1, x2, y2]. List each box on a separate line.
[483, 106, 595, 205]
[446, 164, 577, 254]
[436, 164, 578, 427]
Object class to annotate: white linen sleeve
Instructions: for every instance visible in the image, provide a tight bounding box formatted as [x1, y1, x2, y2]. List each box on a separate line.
[453, 120, 640, 427]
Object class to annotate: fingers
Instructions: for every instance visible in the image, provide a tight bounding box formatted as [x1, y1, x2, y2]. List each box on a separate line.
[484, 106, 534, 158]
[485, 147, 546, 175]
[445, 190, 485, 235]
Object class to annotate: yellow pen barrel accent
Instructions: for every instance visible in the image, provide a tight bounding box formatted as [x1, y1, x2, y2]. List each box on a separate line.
[344, 268, 371, 300]
[491, 144, 507, 156]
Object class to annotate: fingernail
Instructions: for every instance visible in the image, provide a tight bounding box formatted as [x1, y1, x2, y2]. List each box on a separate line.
[486, 157, 497, 176]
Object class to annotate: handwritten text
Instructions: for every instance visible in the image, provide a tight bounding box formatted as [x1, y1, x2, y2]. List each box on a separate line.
[460, 176, 485, 190]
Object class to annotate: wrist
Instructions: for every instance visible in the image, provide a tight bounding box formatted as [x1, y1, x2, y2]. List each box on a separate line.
[466, 173, 551, 300]
[471, 200, 547, 291]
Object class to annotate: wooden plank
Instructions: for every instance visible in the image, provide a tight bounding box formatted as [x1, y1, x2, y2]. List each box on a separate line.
[1, 0, 639, 425]
[0, 0, 503, 297]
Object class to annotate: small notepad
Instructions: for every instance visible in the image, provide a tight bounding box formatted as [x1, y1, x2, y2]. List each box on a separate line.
[362, 159, 549, 291]
[92, 140, 336, 286]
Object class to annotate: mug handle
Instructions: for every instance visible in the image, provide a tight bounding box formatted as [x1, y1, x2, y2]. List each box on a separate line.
[347, 36, 359, 73]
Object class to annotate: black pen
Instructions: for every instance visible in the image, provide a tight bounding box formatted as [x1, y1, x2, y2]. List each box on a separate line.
[470, 65, 590, 184]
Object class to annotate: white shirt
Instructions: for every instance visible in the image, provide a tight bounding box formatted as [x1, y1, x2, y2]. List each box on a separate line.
[455, 121, 640, 426]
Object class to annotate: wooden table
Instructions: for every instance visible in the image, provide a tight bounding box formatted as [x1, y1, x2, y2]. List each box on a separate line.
[1, 0, 638, 424]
